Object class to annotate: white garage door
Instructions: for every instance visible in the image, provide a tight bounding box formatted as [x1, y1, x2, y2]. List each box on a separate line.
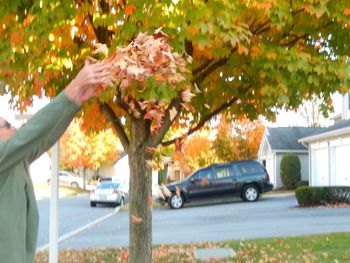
[333, 145, 350, 186]
[311, 148, 329, 186]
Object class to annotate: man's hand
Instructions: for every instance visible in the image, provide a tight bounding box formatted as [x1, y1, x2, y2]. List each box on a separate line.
[65, 60, 112, 105]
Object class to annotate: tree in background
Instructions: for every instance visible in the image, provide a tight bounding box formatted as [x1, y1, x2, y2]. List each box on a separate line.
[172, 128, 217, 175]
[213, 115, 265, 162]
[298, 95, 325, 127]
[60, 119, 121, 185]
[1, 1, 350, 262]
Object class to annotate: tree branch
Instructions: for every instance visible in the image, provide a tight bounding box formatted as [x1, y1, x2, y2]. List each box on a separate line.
[280, 21, 334, 48]
[192, 59, 212, 76]
[184, 39, 194, 57]
[100, 103, 130, 151]
[193, 56, 231, 84]
[150, 96, 183, 147]
[251, 19, 271, 35]
[161, 96, 238, 147]
[291, 8, 305, 15]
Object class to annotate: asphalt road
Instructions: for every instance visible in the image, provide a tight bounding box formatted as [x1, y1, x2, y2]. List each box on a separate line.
[36, 194, 350, 250]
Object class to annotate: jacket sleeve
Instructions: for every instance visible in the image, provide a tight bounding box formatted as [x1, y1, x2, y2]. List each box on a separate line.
[0, 92, 80, 174]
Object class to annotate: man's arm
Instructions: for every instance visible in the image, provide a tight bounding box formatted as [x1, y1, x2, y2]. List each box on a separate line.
[0, 92, 79, 173]
[0, 60, 111, 174]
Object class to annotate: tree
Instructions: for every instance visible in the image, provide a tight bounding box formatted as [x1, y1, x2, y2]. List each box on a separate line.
[213, 115, 265, 161]
[1, 1, 350, 262]
[298, 95, 325, 127]
[172, 128, 217, 174]
[60, 119, 121, 180]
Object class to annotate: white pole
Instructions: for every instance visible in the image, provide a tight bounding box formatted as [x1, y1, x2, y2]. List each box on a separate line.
[49, 141, 59, 263]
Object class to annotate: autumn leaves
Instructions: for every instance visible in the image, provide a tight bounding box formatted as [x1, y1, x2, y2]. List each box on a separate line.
[93, 28, 195, 135]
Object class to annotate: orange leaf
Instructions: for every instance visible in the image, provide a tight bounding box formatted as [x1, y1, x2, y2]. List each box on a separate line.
[121, 252, 129, 260]
[237, 44, 245, 55]
[11, 32, 21, 47]
[344, 8, 350, 16]
[147, 196, 153, 207]
[146, 147, 156, 154]
[131, 215, 143, 224]
[124, 4, 136, 16]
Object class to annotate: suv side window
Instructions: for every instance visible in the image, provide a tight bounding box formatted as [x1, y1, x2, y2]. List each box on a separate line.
[197, 169, 214, 180]
[191, 169, 214, 185]
[216, 166, 235, 179]
[238, 162, 264, 176]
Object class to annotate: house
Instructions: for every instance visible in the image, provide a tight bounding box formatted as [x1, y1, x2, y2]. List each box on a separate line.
[298, 93, 350, 187]
[258, 127, 324, 189]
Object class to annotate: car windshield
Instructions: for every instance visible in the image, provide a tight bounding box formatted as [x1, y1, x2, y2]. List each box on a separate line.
[97, 183, 120, 189]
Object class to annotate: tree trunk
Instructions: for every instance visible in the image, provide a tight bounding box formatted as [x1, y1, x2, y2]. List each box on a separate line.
[128, 120, 153, 263]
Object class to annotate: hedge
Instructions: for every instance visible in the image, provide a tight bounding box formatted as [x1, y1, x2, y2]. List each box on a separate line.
[295, 186, 350, 206]
[280, 154, 301, 190]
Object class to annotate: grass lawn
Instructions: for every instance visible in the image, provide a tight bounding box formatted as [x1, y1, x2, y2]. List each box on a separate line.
[35, 232, 350, 262]
[34, 183, 90, 197]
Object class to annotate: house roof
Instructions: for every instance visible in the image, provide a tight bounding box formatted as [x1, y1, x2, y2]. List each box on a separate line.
[298, 119, 350, 143]
[266, 127, 324, 151]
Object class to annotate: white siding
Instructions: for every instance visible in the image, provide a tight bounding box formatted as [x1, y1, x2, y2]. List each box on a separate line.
[265, 155, 275, 188]
[275, 154, 283, 189]
[342, 93, 350, 120]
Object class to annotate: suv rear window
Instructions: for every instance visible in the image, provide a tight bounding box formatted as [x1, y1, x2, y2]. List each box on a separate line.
[237, 162, 264, 175]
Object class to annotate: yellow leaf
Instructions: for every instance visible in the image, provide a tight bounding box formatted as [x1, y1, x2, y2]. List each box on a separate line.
[266, 52, 277, 60]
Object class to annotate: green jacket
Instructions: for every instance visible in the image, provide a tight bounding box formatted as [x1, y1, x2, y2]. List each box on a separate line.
[0, 92, 80, 263]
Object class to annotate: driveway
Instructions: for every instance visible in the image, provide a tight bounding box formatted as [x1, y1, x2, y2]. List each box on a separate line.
[41, 194, 350, 250]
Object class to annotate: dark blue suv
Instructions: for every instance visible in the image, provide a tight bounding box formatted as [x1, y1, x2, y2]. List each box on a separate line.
[164, 160, 273, 209]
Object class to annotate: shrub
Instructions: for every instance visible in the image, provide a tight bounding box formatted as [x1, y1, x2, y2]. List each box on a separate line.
[295, 186, 350, 206]
[280, 154, 301, 190]
[297, 181, 309, 187]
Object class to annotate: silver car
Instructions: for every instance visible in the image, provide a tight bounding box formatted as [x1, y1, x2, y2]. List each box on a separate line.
[90, 181, 127, 207]
[47, 170, 84, 189]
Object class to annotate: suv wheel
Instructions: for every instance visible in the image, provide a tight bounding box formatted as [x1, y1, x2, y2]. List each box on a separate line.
[242, 185, 259, 202]
[168, 194, 184, 209]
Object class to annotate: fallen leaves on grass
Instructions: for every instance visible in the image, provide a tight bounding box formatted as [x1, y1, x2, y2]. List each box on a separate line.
[35, 234, 350, 263]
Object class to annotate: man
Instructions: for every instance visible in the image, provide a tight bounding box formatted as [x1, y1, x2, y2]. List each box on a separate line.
[0, 60, 111, 263]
